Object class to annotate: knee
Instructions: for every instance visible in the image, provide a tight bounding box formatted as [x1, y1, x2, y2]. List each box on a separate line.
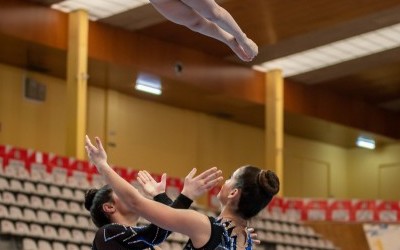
[202, 6, 223, 22]
[186, 18, 203, 31]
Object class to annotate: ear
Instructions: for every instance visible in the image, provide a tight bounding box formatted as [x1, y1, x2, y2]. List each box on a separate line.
[102, 202, 116, 214]
[228, 188, 241, 200]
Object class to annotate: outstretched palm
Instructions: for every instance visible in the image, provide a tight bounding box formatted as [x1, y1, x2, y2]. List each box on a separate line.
[182, 167, 223, 200]
[85, 135, 108, 168]
[137, 170, 167, 198]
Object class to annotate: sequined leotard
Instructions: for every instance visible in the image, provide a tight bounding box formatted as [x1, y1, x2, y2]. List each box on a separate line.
[183, 217, 253, 250]
[92, 193, 192, 250]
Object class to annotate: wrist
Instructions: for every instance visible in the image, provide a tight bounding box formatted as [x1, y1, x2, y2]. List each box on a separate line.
[157, 188, 166, 196]
[153, 192, 170, 203]
[151, 190, 165, 198]
[175, 193, 193, 207]
[181, 189, 195, 201]
[96, 161, 111, 174]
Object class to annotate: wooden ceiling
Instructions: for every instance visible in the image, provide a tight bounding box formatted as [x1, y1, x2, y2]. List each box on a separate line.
[2, 0, 400, 147]
[102, 0, 400, 112]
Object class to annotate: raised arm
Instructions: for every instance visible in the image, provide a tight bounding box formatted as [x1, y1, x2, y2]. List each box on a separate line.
[137, 171, 167, 198]
[85, 136, 214, 248]
[138, 167, 222, 201]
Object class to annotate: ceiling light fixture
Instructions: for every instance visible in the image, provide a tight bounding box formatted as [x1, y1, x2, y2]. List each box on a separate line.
[356, 136, 376, 150]
[51, 0, 149, 21]
[135, 73, 162, 95]
[257, 23, 400, 77]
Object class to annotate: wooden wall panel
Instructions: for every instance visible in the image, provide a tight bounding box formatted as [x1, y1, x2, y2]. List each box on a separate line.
[379, 163, 400, 200]
[284, 156, 330, 197]
[0, 0, 67, 49]
[88, 21, 264, 102]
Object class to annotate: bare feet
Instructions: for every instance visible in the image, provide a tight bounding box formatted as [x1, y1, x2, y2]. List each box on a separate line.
[226, 36, 258, 62]
[239, 37, 258, 60]
[227, 37, 252, 62]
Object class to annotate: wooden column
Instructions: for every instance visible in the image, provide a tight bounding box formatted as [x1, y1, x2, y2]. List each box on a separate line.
[66, 10, 88, 159]
[265, 69, 284, 196]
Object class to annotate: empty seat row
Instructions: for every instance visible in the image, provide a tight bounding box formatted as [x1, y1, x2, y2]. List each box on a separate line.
[259, 231, 335, 249]
[257, 209, 298, 223]
[252, 219, 316, 236]
[22, 238, 91, 250]
[0, 163, 93, 190]
[0, 192, 87, 215]
[1, 220, 94, 244]
[0, 178, 86, 201]
[0, 205, 92, 230]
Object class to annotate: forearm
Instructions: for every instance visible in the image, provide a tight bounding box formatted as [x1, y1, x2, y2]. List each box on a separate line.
[154, 192, 193, 209]
[153, 192, 173, 205]
[138, 193, 193, 245]
[181, 189, 196, 201]
[97, 162, 144, 211]
[171, 193, 193, 209]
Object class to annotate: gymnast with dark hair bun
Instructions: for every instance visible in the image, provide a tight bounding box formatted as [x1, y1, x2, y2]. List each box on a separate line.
[85, 135, 279, 250]
[85, 166, 223, 249]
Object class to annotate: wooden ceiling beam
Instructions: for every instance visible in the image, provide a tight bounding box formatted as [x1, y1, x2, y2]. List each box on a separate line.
[247, 5, 400, 64]
[0, 0, 68, 49]
[101, 4, 166, 31]
[291, 47, 400, 85]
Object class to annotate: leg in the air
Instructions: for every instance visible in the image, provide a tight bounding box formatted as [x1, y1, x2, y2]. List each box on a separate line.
[149, 0, 251, 61]
[180, 0, 258, 60]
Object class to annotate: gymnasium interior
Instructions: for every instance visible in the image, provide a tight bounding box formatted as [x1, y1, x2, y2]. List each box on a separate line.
[0, 0, 400, 249]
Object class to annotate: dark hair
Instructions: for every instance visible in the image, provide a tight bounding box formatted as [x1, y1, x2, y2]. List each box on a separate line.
[84, 185, 113, 228]
[234, 165, 279, 219]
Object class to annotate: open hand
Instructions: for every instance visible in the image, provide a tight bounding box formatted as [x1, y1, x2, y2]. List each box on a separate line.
[181, 167, 223, 200]
[247, 227, 260, 245]
[85, 135, 108, 171]
[137, 170, 167, 198]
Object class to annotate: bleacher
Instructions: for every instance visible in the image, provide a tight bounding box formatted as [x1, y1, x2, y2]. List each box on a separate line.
[0, 159, 94, 250]
[0, 145, 338, 250]
[252, 210, 336, 250]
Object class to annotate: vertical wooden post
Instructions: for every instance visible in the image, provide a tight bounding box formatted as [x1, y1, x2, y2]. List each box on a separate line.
[66, 10, 88, 159]
[265, 69, 284, 196]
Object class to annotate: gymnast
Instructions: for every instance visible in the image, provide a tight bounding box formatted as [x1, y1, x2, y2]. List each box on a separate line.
[86, 165, 222, 249]
[85, 135, 278, 249]
[149, 0, 258, 62]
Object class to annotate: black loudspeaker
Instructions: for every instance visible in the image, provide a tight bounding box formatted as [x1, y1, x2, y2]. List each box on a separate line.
[24, 77, 46, 102]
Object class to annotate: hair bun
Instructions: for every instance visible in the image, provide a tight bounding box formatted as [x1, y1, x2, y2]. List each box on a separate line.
[84, 189, 98, 211]
[258, 170, 280, 195]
